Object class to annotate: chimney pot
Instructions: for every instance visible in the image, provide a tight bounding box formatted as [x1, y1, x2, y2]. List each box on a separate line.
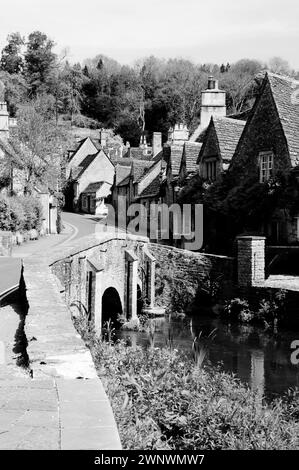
[207, 76, 216, 90]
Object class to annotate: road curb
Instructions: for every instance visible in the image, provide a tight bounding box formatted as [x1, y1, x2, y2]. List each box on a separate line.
[0, 284, 19, 304]
[59, 221, 79, 246]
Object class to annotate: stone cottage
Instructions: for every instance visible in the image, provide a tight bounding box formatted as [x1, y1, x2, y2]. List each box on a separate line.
[70, 148, 115, 214]
[228, 72, 299, 245]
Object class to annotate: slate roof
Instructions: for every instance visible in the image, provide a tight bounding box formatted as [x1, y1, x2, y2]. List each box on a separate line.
[68, 137, 98, 162]
[115, 164, 132, 186]
[212, 117, 245, 162]
[194, 127, 208, 143]
[113, 157, 134, 166]
[267, 73, 299, 167]
[123, 147, 153, 161]
[152, 149, 163, 162]
[132, 160, 154, 183]
[183, 142, 202, 174]
[117, 174, 131, 187]
[73, 153, 98, 179]
[82, 182, 106, 193]
[138, 175, 161, 198]
[168, 145, 184, 177]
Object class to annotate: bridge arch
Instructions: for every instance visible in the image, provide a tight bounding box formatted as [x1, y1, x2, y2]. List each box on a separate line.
[102, 287, 123, 327]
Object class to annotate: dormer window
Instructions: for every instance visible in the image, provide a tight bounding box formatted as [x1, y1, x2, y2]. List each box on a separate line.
[259, 151, 274, 183]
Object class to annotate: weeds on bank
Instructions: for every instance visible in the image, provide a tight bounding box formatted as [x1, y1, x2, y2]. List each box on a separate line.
[73, 313, 299, 450]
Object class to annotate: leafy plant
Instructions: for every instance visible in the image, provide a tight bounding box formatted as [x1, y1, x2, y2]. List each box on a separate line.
[0, 195, 42, 232]
[224, 298, 253, 323]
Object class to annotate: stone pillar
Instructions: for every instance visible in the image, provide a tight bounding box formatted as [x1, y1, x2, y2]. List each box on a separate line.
[94, 270, 103, 335]
[49, 196, 57, 234]
[237, 236, 266, 287]
[144, 247, 156, 308]
[86, 256, 105, 335]
[125, 250, 138, 320]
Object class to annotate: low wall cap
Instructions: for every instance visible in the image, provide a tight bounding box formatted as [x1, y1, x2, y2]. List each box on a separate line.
[237, 235, 266, 240]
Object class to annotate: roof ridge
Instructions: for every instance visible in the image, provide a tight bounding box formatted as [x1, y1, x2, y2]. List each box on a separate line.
[213, 116, 246, 125]
[266, 71, 299, 86]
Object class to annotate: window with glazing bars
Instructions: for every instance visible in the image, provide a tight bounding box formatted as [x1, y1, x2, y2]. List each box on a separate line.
[259, 151, 274, 182]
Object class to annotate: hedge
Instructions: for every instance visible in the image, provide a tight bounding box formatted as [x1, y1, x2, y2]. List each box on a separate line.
[0, 195, 43, 232]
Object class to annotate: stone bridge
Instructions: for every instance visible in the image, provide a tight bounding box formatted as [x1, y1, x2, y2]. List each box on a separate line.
[50, 230, 236, 333]
[50, 231, 157, 332]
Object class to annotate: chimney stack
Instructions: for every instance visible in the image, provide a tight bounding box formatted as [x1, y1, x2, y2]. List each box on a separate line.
[99, 128, 108, 147]
[139, 133, 149, 150]
[200, 75, 226, 129]
[152, 132, 162, 157]
[168, 123, 189, 145]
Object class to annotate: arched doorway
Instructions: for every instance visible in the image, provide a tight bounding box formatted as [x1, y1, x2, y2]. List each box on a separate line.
[102, 287, 123, 328]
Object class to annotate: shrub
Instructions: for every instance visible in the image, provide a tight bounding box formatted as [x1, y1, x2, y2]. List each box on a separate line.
[19, 196, 43, 231]
[8, 197, 25, 232]
[224, 298, 253, 323]
[71, 114, 99, 129]
[0, 196, 11, 231]
[56, 209, 62, 234]
[257, 290, 287, 327]
[0, 195, 42, 232]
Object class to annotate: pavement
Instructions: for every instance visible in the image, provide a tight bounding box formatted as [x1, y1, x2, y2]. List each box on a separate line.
[0, 213, 122, 449]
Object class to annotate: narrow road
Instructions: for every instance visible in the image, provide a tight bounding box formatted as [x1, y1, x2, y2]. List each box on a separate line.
[61, 211, 100, 241]
[0, 211, 98, 297]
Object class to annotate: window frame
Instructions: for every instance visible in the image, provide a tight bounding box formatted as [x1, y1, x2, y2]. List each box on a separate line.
[259, 151, 274, 183]
[204, 158, 217, 182]
[82, 195, 88, 209]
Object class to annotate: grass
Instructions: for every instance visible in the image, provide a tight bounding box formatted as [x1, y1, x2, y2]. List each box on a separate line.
[74, 315, 299, 450]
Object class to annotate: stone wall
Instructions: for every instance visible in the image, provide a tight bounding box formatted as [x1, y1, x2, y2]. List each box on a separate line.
[148, 243, 235, 312]
[0, 230, 12, 256]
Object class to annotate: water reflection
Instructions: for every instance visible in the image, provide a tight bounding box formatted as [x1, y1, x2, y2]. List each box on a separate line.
[117, 314, 299, 398]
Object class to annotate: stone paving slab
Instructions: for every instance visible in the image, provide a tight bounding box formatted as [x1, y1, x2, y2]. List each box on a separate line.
[61, 425, 120, 450]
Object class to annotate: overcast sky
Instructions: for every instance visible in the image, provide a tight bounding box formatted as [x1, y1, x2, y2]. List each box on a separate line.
[1, 0, 298, 68]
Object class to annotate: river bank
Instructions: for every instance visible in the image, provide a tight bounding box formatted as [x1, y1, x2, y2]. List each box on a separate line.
[75, 315, 299, 450]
